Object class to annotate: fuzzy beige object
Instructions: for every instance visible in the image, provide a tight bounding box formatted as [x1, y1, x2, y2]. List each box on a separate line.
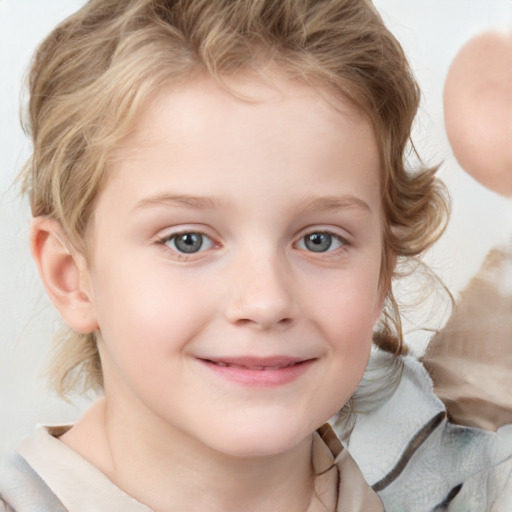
[423, 244, 512, 431]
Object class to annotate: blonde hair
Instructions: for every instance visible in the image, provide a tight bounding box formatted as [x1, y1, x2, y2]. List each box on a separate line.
[22, 0, 449, 398]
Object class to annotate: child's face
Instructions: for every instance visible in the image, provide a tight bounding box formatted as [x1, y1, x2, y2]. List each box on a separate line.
[85, 74, 384, 457]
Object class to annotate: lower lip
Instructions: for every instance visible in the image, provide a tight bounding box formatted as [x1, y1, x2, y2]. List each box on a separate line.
[198, 359, 315, 388]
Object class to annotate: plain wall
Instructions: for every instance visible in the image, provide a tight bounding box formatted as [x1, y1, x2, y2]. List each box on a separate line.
[1, 0, 511, 451]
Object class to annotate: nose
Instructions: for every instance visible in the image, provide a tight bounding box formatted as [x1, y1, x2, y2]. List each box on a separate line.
[224, 250, 298, 330]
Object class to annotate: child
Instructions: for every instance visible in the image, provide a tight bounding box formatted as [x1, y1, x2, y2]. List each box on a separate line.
[1, 0, 511, 511]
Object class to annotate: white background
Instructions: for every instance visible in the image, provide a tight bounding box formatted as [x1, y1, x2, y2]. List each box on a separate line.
[1, 0, 511, 451]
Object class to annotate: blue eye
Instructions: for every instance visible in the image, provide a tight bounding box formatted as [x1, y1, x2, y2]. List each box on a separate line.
[164, 232, 214, 254]
[298, 232, 344, 253]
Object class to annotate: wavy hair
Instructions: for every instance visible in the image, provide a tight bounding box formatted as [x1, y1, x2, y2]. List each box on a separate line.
[21, 0, 449, 398]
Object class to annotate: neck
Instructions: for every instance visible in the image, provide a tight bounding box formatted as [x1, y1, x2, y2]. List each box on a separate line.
[62, 398, 315, 512]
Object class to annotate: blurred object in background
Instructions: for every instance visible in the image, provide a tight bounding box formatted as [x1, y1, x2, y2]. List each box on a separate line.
[423, 244, 512, 431]
[444, 30, 512, 197]
[425, 28, 512, 431]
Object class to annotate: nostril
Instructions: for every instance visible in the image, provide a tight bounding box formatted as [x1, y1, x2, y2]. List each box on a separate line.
[230, 315, 294, 330]
[224, 271, 298, 329]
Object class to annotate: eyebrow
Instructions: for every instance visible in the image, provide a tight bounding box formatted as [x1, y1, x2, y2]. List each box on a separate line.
[133, 192, 371, 214]
[134, 193, 227, 211]
[300, 195, 372, 214]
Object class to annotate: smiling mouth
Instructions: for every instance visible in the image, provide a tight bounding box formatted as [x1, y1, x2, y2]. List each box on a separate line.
[198, 356, 315, 386]
[202, 357, 312, 370]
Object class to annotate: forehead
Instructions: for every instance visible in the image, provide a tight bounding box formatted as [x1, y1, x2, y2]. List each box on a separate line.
[117, 67, 370, 142]
[102, 72, 381, 215]
[114, 71, 375, 157]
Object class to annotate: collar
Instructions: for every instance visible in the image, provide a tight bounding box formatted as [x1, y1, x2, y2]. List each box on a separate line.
[17, 425, 152, 512]
[17, 424, 381, 512]
[341, 352, 446, 487]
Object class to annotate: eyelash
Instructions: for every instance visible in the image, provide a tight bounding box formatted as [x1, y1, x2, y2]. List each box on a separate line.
[156, 230, 216, 258]
[295, 230, 350, 255]
[156, 228, 350, 259]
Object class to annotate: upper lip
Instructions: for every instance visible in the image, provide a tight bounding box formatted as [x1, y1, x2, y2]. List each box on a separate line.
[199, 356, 314, 370]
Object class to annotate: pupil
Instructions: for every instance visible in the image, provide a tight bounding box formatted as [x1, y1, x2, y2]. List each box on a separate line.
[175, 233, 203, 253]
[305, 233, 331, 252]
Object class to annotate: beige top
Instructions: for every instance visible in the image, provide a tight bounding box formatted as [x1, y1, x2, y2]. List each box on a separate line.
[13, 424, 382, 512]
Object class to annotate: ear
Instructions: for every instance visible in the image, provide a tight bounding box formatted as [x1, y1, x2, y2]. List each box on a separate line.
[30, 217, 98, 334]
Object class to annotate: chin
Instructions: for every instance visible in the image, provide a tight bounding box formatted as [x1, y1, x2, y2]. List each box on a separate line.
[204, 422, 314, 459]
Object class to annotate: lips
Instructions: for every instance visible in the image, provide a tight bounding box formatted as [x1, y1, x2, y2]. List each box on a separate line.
[197, 356, 315, 387]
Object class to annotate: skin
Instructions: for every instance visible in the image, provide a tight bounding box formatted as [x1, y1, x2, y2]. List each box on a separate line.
[444, 31, 512, 197]
[33, 73, 385, 511]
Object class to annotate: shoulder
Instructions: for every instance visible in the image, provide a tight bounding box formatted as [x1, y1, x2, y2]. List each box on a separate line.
[0, 498, 14, 512]
[0, 450, 66, 512]
[342, 350, 512, 511]
[9, 425, 153, 512]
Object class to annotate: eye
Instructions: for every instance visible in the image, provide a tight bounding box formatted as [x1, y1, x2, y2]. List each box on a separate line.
[297, 232, 345, 253]
[161, 232, 215, 254]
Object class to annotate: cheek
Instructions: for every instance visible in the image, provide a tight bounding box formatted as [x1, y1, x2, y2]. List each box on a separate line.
[315, 268, 381, 332]
[306, 269, 380, 391]
[90, 258, 217, 368]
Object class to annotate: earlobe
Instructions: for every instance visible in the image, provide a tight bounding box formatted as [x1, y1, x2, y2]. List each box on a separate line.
[30, 217, 98, 334]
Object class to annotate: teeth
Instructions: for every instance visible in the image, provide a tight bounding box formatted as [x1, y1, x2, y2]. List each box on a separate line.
[209, 360, 303, 370]
[212, 362, 292, 370]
